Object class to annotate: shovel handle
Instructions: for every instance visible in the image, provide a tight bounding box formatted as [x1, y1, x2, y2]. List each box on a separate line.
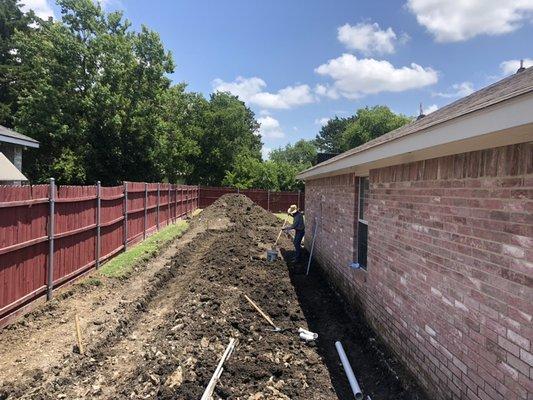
[274, 216, 290, 246]
[243, 294, 277, 328]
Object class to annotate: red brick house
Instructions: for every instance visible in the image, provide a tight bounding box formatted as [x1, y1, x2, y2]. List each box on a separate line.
[298, 67, 532, 399]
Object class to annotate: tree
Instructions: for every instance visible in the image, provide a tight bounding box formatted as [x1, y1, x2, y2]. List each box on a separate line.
[222, 154, 302, 191]
[190, 92, 261, 186]
[269, 139, 317, 168]
[314, 116, 354, 153]
[0, 0, 35, 126]
[12, 0, 175, 184]
[341, 106, 411, 151]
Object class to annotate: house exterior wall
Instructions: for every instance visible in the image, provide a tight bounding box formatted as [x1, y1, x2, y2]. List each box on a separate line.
[0, 142, 23, 171]
[305, 142, 532, 400]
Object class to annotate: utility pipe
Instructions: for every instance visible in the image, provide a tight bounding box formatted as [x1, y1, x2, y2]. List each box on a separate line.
[335, 341, 363, 400]
[200, 338, 237, 400]
[305, 217, 319, 276]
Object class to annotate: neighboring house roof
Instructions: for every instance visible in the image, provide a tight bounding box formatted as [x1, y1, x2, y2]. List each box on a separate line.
[0, 125, 40, 148]
[298, 67, 533, 180]
[0, 152, 28, 181]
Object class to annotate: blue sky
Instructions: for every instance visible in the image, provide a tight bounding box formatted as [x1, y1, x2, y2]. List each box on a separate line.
[27, 0, 533, 157]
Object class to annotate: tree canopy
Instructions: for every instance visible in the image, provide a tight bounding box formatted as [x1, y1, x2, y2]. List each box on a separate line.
[314, 116, 355, 154]
[1, 0, 413, 191]
[3, 0, 263, 185]
[340, 106, 411, 151]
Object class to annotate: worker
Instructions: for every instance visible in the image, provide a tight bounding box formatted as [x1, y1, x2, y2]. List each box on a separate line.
[283, 204, 305, 262]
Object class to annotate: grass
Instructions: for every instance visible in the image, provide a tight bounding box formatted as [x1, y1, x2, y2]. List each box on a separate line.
[78, 277, 102, 287]
[274, 213, 293, 225]
[99, 220, 189, 278]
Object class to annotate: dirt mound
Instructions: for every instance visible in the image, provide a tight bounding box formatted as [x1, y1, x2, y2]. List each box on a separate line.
[1, 193, 427, 399]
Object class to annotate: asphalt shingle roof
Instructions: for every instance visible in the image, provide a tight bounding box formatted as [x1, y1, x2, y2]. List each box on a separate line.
[0, 125, 39, 146]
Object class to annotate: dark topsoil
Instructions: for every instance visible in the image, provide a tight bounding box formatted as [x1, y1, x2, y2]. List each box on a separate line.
[1, 194, 428, 399]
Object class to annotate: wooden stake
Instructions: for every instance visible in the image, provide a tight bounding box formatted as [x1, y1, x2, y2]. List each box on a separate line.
[75, 314, 84, 355]
[243, 294, 277, 328]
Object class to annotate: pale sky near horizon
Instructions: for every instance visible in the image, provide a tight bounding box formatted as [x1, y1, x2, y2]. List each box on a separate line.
[23, 0, 533, 158]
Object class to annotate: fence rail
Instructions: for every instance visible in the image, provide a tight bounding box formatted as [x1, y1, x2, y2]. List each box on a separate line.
[0, 181, 199, 327]
[0, 183, 303, 327]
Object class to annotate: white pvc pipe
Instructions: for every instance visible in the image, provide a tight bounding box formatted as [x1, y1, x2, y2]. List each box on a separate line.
[201, 338, 237, 400]
[335, 341, 363, 400]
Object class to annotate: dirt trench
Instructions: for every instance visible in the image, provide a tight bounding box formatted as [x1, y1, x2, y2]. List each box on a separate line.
[0, 194, 428, 399]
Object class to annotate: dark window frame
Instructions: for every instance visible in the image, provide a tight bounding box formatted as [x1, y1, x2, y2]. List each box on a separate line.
[357, 176, 369, 270]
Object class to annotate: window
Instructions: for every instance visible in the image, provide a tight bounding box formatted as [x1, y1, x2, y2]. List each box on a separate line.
[357, 177, 369, 270]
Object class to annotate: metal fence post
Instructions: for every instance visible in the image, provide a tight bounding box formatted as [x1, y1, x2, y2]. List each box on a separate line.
[96, 181, 101, 269]
[156, 183, 160, 230]
[143, 182, 148, 240]
[46, 178, 56, 300]
[124, 181, 128, 251]
[169, 184, 172, 223]
[297, 190, 301, 210]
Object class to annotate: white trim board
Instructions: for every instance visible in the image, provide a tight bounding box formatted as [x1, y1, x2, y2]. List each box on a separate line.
[298, 93, 533, 180]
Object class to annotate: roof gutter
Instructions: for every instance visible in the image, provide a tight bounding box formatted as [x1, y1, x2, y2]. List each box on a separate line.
[0, 134, 40, 148]
[298, 92, 533, 180]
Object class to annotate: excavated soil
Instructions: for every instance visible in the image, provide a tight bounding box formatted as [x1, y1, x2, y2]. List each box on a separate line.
[0, 194, 428, 399]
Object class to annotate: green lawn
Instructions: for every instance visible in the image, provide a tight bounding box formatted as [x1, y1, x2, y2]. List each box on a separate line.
[274, 213, 293, 225]
[100, 220, 189, 278]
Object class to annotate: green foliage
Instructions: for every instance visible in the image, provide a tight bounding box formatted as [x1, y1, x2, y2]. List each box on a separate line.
[189, 92, 261, 185]
[5, 0, 262, 186]
[314, 116, 355, 153]
[222, 154, 302, 191]
[269, 139, 317, 168]
[223, 138, 317, 191]
[340, 106, 411, 151]
[0, 0, 35, 126]
[1, 1, 409, 192]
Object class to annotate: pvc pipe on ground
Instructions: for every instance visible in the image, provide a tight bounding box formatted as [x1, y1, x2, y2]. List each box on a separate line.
[200, 338, 237, 400]
[335, 341, 363, 400]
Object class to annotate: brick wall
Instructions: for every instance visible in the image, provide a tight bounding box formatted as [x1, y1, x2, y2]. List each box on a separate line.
[305, 142, 532, 400]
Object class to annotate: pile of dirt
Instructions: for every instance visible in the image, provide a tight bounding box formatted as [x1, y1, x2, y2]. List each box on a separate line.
[1, 194, 427, 399]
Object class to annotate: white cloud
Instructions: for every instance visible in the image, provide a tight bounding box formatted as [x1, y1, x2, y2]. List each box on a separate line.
[21, 0, 54, 19]
[407, 0, 533, 42]
[314, 83, 340, 99]
[434, 81, 474, 98]
[337, 22, 403, 55]
[315, 117, 330, 126]
[213, 76, 315, 109]
[423, 104, 438, 114]
[315, 53, 438, 99]
[257, 116, 285, 139]
[500, 58, 533, 75]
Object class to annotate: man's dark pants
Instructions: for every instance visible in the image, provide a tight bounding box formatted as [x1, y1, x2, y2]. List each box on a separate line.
[293, 229, 305, 261]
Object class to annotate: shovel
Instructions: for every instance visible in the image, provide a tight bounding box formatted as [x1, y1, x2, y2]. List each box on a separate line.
[267, 215, 290, 262]
[273, 215, 289, 248]
[243, 294, 284, 332]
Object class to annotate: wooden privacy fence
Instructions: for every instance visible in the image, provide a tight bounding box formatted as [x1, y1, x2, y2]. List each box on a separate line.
[199, 186, 304, 212]
[0, 180, 199, 327]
